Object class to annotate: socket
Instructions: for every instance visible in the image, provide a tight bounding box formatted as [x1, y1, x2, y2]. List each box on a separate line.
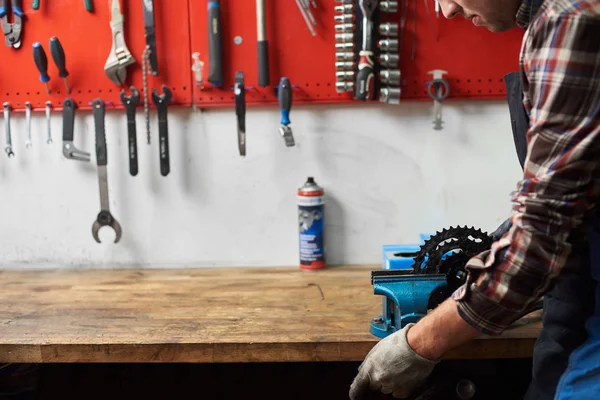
[336, 70, 355, 80]
[380, 1, 399, 13]
[334, 4, 353, 13]
[378, 39, 399, 52]
[335, 23, 355, 33]
[335, 42, 355, 51]
[336, 61, 356, 70]
[335, 33, 354, 42]
[380, 87, 401, 104]
[336, 81, 355, 93]
[380, 69, 401, 85]
[334, 14, 354, 23]
[336, 52, 355, 61]
[379, 23, 399, 37]
[378, 53, 400, 67]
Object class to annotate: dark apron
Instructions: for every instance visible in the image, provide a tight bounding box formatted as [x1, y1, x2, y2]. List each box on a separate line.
[503, 73, 597, 400]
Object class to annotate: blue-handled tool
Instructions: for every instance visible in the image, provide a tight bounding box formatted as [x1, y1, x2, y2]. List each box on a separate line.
[33, 42, 51, 94]
[278, 77, 295, 147]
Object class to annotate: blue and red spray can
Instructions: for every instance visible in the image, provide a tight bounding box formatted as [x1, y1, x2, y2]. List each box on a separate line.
[297, 177, 325, 270]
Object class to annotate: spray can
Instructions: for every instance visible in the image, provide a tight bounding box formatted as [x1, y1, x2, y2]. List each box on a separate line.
[297, 177, 325, 270]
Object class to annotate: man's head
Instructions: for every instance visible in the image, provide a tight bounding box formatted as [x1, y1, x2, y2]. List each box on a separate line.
[438, 0, 523, 32]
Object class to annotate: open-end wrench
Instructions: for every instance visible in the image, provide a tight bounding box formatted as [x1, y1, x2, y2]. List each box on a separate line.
[25, 101, 32, 148]
[120, 87, 140, 176]
[151, 85, 172, 177]
[91, 99, 122, 244]
[45, 101, 52, 144]
[3, 102, 13, 157]
[234, 71, 246, 156]
[62, 98, 90, 161]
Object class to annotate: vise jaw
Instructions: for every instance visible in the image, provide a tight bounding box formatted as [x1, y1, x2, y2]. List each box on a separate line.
[370, 270, 448, 339]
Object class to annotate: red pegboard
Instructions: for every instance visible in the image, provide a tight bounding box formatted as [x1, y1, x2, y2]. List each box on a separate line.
[189, 0, 524, 108]
[0, 0, 192, 112]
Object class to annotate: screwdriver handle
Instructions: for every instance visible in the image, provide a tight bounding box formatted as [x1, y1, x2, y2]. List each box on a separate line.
[50, 37, 69, 78]
[84, 0, 93, 12]
[278, 77, 292, 125]
[33, 0, 40, 10]
[355, 50, 375, 101]
[33, 43, 50, 84]
[207, 0, 223, 87]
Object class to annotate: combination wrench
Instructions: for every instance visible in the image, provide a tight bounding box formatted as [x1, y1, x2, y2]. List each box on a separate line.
[120, 87, 140, 176]
[151, 85, 172, 177]
[25, 101, 32, 148]
[91, 99, 122, 244]
[3, 102, 14, 157]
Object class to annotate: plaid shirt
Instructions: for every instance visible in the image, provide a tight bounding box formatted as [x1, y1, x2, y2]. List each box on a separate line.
[452, 0, 600, 335]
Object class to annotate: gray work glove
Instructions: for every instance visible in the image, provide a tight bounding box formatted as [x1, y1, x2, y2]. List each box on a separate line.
[349, 324, 439, 399]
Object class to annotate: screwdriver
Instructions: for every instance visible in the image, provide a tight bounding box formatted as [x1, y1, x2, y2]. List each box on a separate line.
[50, 37, 71, 94]
[32, 42, 51, 94]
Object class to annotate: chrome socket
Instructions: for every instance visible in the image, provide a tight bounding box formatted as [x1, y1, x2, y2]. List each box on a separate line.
[336, 61, 356, 70]
[335, 32, 354, 42]
[336, 81, 355, 93]
[380, 87, 401, 104]
[378, 39, 399, 52]
[379, 23, 399, 37]
[336, 70, 355, 80]
[335, 4, 353, 13]
[380, 1, 399, 13]
[334, 14, 354, 23]
[335, 0, 353, 3]
[335, 23, 355, 32]
[378, 53, 399, 67]
[335, 42, 355, 51]
[380, 69, 401, 85]
[336, 52, 355, 61]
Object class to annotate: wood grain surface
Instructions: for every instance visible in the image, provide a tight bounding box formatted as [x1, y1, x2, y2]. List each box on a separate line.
[0, 265, 542, 363]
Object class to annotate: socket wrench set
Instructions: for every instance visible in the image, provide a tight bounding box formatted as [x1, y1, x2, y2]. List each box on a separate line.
[334, 0, 401, 104]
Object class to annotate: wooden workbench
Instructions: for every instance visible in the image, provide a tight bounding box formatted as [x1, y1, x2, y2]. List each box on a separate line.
[0, 265, 541, 364]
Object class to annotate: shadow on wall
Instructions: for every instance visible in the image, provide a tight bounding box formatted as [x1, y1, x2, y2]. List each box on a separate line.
[324, 191, 348, 265]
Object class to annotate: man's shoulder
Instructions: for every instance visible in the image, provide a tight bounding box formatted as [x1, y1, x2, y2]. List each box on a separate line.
[540, 0, 600, 21]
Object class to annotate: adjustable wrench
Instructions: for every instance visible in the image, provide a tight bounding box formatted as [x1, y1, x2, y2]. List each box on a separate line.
[3, 102, 13, 157]
[120, 87, 140, 176]
[104, 0, 135, 86]
[151, 85, 172, 177]
[62, 98, 91, 162]
[91, 99, 122, 244]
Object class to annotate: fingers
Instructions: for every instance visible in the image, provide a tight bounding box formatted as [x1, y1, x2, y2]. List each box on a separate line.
[349, 370, 371, 400]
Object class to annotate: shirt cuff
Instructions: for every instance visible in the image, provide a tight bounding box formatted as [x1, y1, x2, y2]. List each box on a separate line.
[452, 283, 527, 335]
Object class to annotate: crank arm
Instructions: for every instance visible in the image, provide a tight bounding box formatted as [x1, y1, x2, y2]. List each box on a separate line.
[62, 98, 90, 162]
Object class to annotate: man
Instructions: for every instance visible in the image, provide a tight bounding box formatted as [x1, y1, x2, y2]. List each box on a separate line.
[349, 0, 600, 398]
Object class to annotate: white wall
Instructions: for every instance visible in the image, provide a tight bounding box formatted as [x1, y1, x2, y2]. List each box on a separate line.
[0, 100, 522, 269]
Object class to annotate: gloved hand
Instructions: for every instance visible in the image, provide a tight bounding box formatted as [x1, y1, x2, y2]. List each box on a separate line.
[349, 324, 439, 399]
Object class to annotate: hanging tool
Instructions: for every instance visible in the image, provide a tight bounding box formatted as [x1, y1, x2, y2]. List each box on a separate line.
[427, 69, 450, 130]
[355, 0, 379, 101]
[142, 0, 158, 75]
[0, 0, 23, 49]
[296, 0, 317, 36]
[120, 87, 140, 176]
[50, 37, 71, 94]
[3, 103, 13, 157]
[33, 42, 51, 94]
[191, 52, 205, 90]
[62, 98, 90, 162]
[45, 101, 52, 144]
[278, 77, 295, 147]
[84, 0, 93, 12]
[207, 0, 223, 87]
[25, 101, 32, 148]
[234, 72, 246, 156]
[151, 85, 172, 177]
[91, 99, 122, 244]
[33, 0, 39, 10]
[256, 0, 269, 87]
[142, 46, 151, 144]
[104, 0, 135, 86]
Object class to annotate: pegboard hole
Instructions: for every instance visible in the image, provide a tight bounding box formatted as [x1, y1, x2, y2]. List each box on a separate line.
[78, 101, 82, 105]
[456, 79, 461, 83]
[37, 102, 40, 106]
[36, 92, 40, 95]
[317, 94, 320, 98]
[109, 89, 113, 93]
[78, 90, 82, 94]
[58, 101, 62, 105]
[16, 92, 19, 96]
[220, 97, 224, 100]
[327, 83, 331, 87]
[98, 90, 102, 94]
[88, 90, 92, 94]
[5, 93, 8, 96]
[489, 90, 492, 93]
[328, 94, 331, 97]
[230, 96, 234, 100]
[467, 79, 471, 83]
[488, 78, 493, 83]
[413, 91, 417, 95]
[316, 83, 320, 87]
[499, 88, 504, 93]
[16, 103, 20, 107]
[467, 90, 472, 94]
[305, 83, 310, 87]
[477, 90, 482, 93]
[183, 86, 187, 91]
[413, 80, 417, 84]
[26, 92, 30, 96]
[263, 95, 267, 99]
[478, 79, 482, 83]
[57, 91, 61, 95]
[209, 97, 213, 101]
[172, 87, 176, 91]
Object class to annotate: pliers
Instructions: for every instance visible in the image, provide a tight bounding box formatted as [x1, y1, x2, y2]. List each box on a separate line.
[0, 0, 23, 49]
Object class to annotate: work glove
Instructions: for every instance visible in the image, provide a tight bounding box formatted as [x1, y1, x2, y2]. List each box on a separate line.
[349, 324, 439, 399]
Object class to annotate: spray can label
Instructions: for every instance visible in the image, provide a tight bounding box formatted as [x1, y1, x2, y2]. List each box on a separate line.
[298, 178, 325, 270]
